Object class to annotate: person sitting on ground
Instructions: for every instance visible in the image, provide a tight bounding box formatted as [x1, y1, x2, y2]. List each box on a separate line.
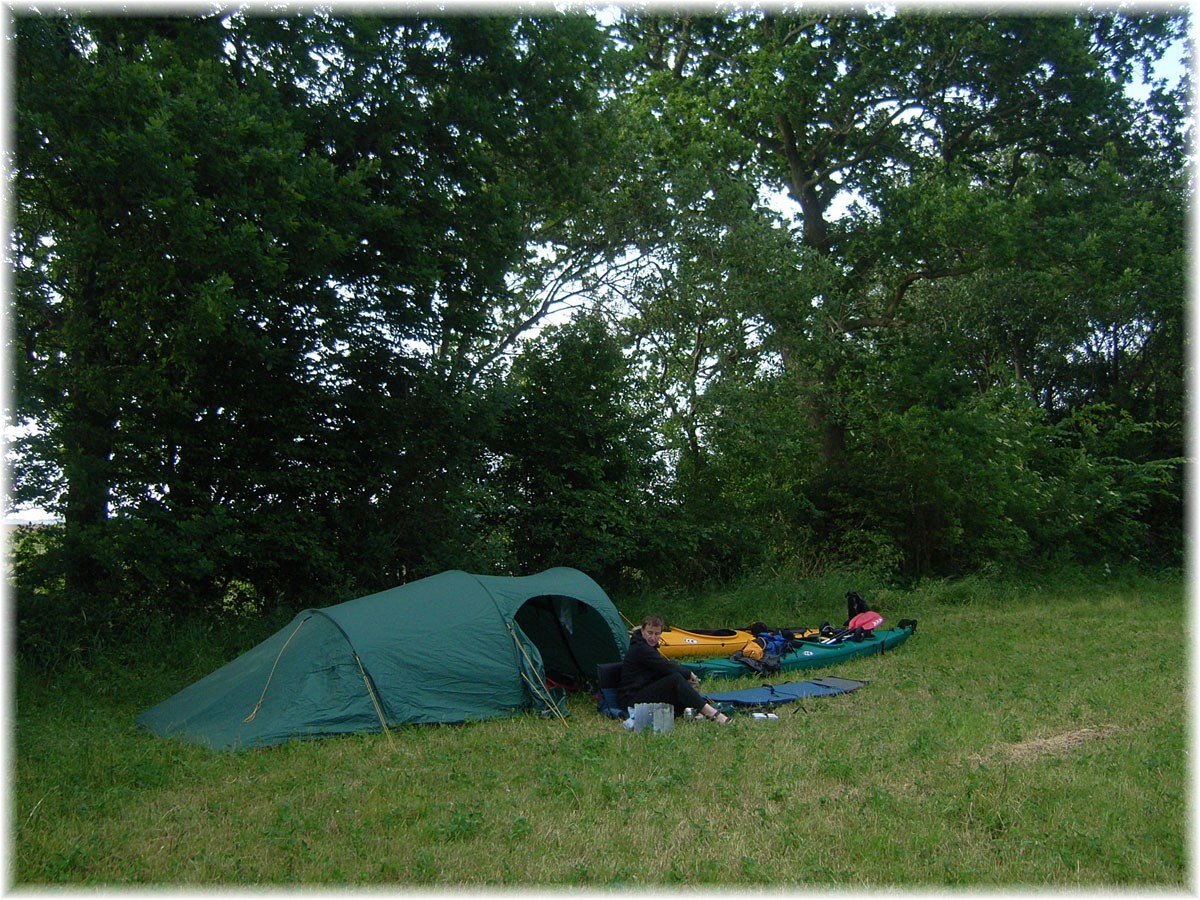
[620, 614, 730, 724]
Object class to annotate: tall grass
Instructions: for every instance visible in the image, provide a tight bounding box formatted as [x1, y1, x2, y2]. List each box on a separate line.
[13, 568, 1186, 887]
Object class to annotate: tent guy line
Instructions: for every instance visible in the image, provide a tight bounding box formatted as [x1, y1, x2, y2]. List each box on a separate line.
[243, 616, 307, 723]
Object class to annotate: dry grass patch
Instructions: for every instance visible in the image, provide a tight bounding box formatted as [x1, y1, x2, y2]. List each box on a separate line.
[970, 724, 1121, 767]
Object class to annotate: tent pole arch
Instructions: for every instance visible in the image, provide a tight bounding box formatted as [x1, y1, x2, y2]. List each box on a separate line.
[240, 608, 394, 742]
[308, 609, 395, 743]
[464, 572, 553, 714]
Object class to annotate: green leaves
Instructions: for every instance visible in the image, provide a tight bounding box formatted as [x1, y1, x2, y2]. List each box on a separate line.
[12, 12, 618, 629]
[496, 314, 662, 584]
[10, 7, 1185, 643]
[604, 8, 1185, 578]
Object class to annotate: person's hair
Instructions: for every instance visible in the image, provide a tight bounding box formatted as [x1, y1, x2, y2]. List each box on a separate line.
[641, 614, 665, 629]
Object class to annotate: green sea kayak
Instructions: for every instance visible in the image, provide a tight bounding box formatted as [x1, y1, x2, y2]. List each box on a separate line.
[680, 623, 916, 680]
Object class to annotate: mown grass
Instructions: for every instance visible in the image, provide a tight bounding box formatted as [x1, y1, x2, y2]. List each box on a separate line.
[12, 567, 1186, 887]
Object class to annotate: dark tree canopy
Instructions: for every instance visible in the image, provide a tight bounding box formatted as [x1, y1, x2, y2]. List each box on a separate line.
[9, 8, 1187, 659]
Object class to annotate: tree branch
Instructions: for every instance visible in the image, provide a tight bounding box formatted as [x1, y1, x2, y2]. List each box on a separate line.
[844, 264, 978, 332]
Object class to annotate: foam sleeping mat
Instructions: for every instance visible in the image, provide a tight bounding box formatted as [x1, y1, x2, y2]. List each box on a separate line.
[703, 676, 866, 707]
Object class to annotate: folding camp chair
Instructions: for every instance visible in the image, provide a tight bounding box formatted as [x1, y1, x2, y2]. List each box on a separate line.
[595, 662, 626, 719]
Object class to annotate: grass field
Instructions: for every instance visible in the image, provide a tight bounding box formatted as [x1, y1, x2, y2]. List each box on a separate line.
[12, 568, 1187, 887]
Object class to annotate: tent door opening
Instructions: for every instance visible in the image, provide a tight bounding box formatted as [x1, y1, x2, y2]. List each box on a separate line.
[514, 594, 615, 690]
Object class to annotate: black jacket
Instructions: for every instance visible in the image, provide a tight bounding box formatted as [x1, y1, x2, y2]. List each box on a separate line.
[619, 628, 688, 707]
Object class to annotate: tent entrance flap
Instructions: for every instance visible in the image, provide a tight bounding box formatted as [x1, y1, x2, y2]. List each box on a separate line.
[507, 622, 567, 718]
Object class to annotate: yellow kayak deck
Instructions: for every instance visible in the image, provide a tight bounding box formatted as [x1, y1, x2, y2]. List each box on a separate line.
[656, 627, 755, 658]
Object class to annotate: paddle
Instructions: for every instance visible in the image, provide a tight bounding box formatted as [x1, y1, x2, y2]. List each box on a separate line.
[847, 610, 883, 631]
[816, 610, 883, 644]
[818, 627, 850, 645]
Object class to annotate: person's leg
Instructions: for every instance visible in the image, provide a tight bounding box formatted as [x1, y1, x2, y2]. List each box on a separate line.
[631, 674, 729, 723]
[631, 673, 701, 712]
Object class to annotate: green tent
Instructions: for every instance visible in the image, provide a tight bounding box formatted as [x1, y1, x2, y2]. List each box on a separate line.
[136, 567, 627, 751]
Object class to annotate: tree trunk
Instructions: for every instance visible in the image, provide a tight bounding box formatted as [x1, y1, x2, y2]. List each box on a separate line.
[61, 278, 116, 604]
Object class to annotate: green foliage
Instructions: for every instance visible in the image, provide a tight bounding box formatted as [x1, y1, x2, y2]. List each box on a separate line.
[495, 314, 663, 586]
[9, 9, 1186, 654]
[604, 8, 1185, 583]
[671, 374, 820, 581]
[1028, 405, 1183, 565]
[830, 390, 1036, 577]
[11, 12, 615, 627]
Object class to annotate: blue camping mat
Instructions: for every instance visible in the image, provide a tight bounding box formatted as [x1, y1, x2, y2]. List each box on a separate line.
[703, 676, 865, 707]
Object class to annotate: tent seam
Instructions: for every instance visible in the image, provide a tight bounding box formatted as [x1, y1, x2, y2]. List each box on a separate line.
[464, 571, 528, 684]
